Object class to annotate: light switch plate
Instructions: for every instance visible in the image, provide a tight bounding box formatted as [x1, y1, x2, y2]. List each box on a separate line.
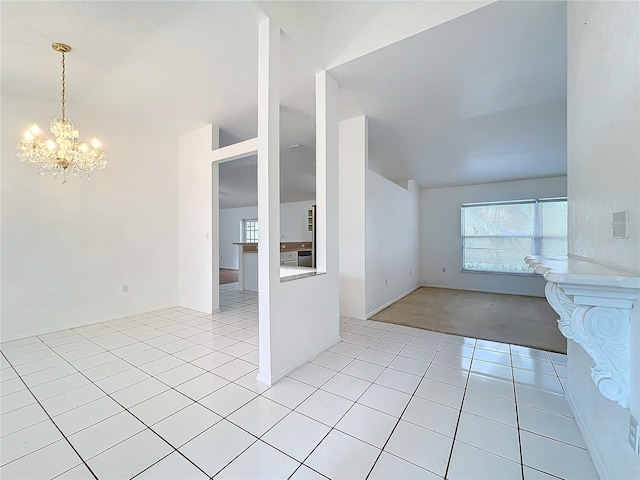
[612, 210, 629, 239]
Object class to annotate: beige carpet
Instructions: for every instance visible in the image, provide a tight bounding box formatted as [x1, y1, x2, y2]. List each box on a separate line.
[371, 287, 566, 354]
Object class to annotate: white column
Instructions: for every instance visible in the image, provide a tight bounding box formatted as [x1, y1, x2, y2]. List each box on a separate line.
[315, 71, 338, 274]
[338, 115, 367, 319]
[255, 24, 341, 385]
[211, 161, 220, 312]
[256, 18, 281, 384]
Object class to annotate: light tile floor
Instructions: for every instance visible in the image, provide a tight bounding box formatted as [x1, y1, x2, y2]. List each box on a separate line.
[0, 284, 598, 479]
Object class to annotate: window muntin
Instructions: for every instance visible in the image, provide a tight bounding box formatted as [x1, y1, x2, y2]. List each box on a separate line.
[461, 198, 567, 274]
[243, 219, 258, 243]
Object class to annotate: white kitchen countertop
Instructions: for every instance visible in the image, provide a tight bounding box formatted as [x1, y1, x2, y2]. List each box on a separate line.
[280, 266, 318, 282]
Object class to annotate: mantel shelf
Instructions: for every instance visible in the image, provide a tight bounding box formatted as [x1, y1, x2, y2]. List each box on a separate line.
[526, 255, 639, 409]
[525, 255, 640, 289]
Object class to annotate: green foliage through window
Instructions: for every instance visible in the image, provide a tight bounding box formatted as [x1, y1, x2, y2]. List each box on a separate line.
[461, 198, 567, 274]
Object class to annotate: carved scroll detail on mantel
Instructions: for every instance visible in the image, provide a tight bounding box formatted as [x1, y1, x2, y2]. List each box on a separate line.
[573, 304, 629, 407]
[526, 256, 639, 409]
[544, 282, 577, 339]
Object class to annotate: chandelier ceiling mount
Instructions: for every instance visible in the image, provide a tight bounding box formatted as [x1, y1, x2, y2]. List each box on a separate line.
[51, 42, 72, 54]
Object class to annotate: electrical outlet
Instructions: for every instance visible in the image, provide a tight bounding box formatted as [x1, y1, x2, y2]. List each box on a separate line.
[385, 278, 388, 286]
[122, 284, 129, 294]
[442, 267, 447, 273]
[630, 415, 640, 455]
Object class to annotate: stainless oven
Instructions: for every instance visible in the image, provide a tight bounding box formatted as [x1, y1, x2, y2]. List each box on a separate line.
[297, 250, 312, 267]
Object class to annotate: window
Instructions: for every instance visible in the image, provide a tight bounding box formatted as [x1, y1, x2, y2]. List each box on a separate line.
[461, 198, 567, 274]
[243, 219, 258, 243]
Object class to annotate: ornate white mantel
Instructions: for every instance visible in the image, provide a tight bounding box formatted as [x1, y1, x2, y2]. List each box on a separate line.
[526, 255, 640, 408]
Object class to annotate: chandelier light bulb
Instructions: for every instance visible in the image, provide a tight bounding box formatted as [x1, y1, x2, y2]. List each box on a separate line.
[16, 42, 107, 183]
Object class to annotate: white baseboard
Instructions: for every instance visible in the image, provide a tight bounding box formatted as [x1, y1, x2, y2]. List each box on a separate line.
[176, 304, 221, 315]
[366, 285, 419, 318]
[565, 387, 607, 479]
[0, 304, 178, 343]
[255, 335, 342, 386]
[1, 319, 103, 344]
[255, 371, 272, 385]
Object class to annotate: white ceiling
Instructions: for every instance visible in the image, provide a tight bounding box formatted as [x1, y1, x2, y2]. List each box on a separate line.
[1, 1, 263, 139]
[330, 0, 567, 189]
[1, 1, 318, 209]
[2, 1, 567, 207]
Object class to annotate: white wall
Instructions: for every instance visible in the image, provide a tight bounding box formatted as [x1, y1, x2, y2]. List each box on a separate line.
[366, 173, 420, 316]
[1, 96, 179, 341]
[338, 115, 367, 319]
[178, 125, 218, 314]
[566, 2, 640, 478]
[338, 115, 420, 319]
[567, 3, 640, 274]
[219, 200, 314, 269]
[219, 205, 257, 269]
[419, 176, 567, 297]
[280, 200, 314, 243]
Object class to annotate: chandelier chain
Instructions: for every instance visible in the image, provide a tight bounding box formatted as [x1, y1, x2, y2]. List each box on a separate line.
[61, 51, 66, 120]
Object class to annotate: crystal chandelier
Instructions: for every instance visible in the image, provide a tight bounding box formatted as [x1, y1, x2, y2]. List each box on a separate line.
[17, 43, 106, 183]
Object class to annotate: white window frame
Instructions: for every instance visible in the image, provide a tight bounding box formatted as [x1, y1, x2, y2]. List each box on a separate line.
[461, 197, 567, 275]
[243, 218, 258, 243]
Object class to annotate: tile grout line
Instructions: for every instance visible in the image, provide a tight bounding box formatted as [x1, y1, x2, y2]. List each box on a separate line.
[73, 313, 267, 478]
[364, 336, 444, 479]
[251, 320, 421, 478]
[0, 350, 100, 480]
[138, 299, 317, 478]
[81, 307, 265, 476]
[510, 345, 526, 480]
[346, 322, 487, 476]
[125, 309, 268, 478]
[5, 336, 565, 447]
[2, 291, 574, 479]
[442, 343, 475, 480]
[4, 308, 261, 479]
[53, 308, 261, 406]
[22, 347, 208, 478]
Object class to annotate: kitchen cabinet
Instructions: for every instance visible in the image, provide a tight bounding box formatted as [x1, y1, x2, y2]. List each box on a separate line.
[307, 208, 314, 232]
[280, 251, 297, 266]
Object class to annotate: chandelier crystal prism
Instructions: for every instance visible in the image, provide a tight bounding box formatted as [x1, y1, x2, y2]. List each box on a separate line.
[17, 43, 107, 183]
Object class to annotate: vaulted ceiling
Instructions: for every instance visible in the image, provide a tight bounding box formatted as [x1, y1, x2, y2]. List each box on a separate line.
[331, 0, 567, 189]
[1, 1, 567, 208]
